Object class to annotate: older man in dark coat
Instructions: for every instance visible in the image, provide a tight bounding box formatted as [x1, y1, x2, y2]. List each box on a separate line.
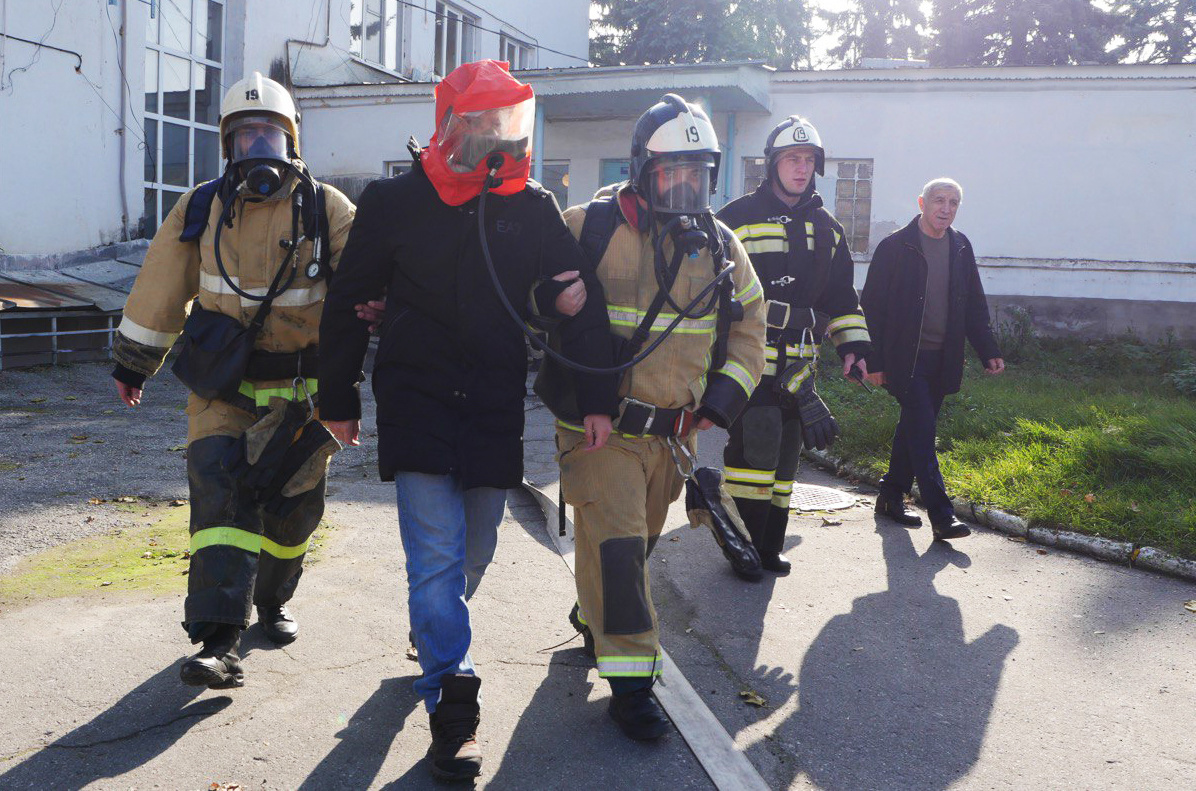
[860, 177, 1004, 540]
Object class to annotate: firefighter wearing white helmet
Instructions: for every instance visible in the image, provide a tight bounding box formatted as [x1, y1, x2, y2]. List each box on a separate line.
[714, 114, 872, 577]
[556, 94, 766, 740]
[110, 72, 356, 690]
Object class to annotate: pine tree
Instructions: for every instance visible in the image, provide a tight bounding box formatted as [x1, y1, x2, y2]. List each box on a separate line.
[1107, 0, 1196, 63]
[824, 0, 929, 66]
[928, 0, 1116, 66]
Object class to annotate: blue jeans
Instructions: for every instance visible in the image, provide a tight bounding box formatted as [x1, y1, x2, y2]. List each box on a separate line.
[394, 472, 507, 712]
[880, 350, 955, 524]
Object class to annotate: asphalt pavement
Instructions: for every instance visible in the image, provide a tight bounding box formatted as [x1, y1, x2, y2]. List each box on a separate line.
[0, 363, 1194, 789]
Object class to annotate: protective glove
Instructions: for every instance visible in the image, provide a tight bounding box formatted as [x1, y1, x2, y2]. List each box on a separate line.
[774, 360, 813, 410]
[261, 420, 342, 518]
[223, 396, 311, 490]
[796, 379, 840, 450]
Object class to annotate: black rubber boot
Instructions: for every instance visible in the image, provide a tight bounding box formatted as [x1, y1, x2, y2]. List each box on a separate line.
[428, 674, 483, 781]
[931, 517, 971, 541]
[256, 604, 298, 645]
[568, 603, 595, 658]
[757, 505, 792, 575]
[609, 685, 670, 741]
[180, 624, 244, 689]
[876, 491, 923, 527]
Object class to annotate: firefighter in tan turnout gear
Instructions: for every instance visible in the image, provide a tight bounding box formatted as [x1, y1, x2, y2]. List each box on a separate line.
[557, 95, 766, 740]
[111, 73, 355, 688]
[716, 115, 872, 575]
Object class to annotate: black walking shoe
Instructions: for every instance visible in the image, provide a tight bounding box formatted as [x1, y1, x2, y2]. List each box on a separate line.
[568, 603, 596, 658]
[257, 604, 298, 645]
[759, 551, 792, 574]
[428, 675, 483, 781]
[609, 687, 670, 741]
[180, 625, 244, 689]
[931, 517, 971, 541]
[875, 493, 923, 527]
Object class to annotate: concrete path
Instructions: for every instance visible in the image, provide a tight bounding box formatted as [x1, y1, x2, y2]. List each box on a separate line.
[0, 362, 1194, 789]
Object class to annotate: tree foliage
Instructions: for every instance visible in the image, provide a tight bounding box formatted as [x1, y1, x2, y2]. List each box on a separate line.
[930, 0, 1117, 66]
[823, 0, 928, 65]
[1106, 0, 1196, 63]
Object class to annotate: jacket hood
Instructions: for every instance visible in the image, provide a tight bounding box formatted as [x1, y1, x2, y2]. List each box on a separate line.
[421, 60, 534, 206]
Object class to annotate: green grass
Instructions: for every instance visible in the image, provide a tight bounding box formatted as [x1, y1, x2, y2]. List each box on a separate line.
[817, 336, 1196, 559]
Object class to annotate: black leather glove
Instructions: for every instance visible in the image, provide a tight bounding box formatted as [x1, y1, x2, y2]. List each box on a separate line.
[774, 360, 812, 410]
[796, 380, 840, 450]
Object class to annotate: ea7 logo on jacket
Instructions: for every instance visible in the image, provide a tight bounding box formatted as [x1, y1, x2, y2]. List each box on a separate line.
[771, 275, 796, 287]
[496, 220, 522, 234]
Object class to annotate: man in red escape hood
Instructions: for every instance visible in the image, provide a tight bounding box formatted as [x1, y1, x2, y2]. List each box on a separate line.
[319, 60, 618, 782]
[421, 59, 536, 205]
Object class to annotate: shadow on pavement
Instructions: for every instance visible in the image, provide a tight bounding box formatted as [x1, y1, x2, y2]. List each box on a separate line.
[751, 521, 1019, 789]
[0, 663, 231, 789]
[300, 675, 421, 791]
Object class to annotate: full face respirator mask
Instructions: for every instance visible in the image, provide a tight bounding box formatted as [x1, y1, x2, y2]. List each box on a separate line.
[227, 115, 294, 198]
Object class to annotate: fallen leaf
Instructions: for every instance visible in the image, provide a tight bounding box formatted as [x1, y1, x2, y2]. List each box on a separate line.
[85, 515, 95, 523]
[100, 581, 112, 587]
[1084, 493, 1096, 503]
[182, 549, 191, 559]
[821, 517, 842, 527]
[1003, 595, 1012, 601]
[1184, 601, 1196, 614]
[30, 397, 47, 403]
[168, 445, 186, 452]
[88, 497, 105, 505]
[1093, 631, 1106, 635]
[1036, 549, 1048, 555]
[1130, 502, 1141, 512]
[405, 646, 419, 661]
[69, 435, 89, 442]
[739, 689, 767, 707]
[64, 396, 77, 401]
[170, 499, 188, 507]
[1060, 489, 1073, 497]
[852, 646, 864, 651]
[115, 496, 137, 503]
[141, 551, 154, 559]
[102, 409, 115, 415]
[669, 535, 680, 541]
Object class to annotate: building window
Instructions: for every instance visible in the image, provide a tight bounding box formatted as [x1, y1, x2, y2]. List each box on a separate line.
[741, 156, 873, 254]
[143, 0, 225, 237]
[434, 2, 477, 77]
[499, 33, 535, 70]
[349, 1, 405, 73]
[599, 159, 631, 189]
[540, 161, 570, 208]
[385, 161, 413, 178]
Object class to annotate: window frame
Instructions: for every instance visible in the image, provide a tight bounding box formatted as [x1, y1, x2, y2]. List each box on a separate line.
[143, 0, 225, 236]
[349, 0, 407, 74]
[499, 32, 536, 70]
[434, 1, 479, 77]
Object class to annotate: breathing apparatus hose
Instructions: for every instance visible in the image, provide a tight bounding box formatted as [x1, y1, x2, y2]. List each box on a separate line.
[646, 198, 723, 320]
[212, 163, 319, 303]
[476, 157, 734, 376]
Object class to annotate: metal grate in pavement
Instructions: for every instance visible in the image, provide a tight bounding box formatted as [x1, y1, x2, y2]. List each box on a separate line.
[790, 483, 857, 512]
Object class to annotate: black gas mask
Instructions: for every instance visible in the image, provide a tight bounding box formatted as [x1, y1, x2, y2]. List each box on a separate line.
[228, 116, 294, 199]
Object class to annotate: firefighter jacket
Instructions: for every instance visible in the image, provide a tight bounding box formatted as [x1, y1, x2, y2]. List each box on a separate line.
[860, 216, 1001, 402]
[561, 186, 767, 430]
[112, 176, 356, 436]
[717, 183, 870, 379]
[318, 163, 617, 489]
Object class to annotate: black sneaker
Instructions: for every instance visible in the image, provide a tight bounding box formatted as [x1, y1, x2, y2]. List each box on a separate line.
[256, 604, 298, 645]
[608, 687, 670, 741]
[180, 625, 244, 689]
[428, 675, 483, 781]
[931, 517, 971, 540]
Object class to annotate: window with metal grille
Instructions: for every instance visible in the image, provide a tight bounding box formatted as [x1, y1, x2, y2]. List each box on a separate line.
[741, 156, 874, 254]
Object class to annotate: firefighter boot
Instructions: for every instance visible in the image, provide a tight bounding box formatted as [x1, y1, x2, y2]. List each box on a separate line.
[180, 624, 244, 688]
[428, 674, 483, 781]
[609, 682, 670, 741]
[257, 604, 298, 645]
[758, 505, 792, 575]
[568, 602, 595, 659]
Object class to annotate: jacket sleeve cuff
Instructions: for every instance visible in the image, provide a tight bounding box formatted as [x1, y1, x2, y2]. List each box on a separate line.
[698, 372, 752, 428]
[532, 279, 569, 318]
[317, 384, 363, 421]
[835, 340, 872, 362]
[112, 363, 147, 389]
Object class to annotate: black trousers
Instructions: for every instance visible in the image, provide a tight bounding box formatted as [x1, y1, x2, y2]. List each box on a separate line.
[880, 349, 954, 524]
[184, 435, 326, 629]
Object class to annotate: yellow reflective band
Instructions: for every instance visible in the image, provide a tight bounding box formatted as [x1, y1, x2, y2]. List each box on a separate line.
[735, 279, 764, 304]
[118, 316, 179, 349]
[191, 526, 262, 555]
[598, 655, 663, 677]
[773, 480, 794, 494]
[805, 222, 815, 235]
[772, 493, 792, 507]
[239, 378, 321, 408]
[714, 360, 755, 395]
[607, 306, 717, 335]
[833, 229, 842, 247]
[831, 328, 871, 346]
[574, 607, 589, 627]
[725, 466, 775, 484]
[261, 535, 310, 560]
[734, 222, 786, 240]
[827, 314, 867, 333]
[807, 236, 816, 251]
[200, 272, 327, 308]
[726, 483, 772, 500]
[742, 239, 787, 255]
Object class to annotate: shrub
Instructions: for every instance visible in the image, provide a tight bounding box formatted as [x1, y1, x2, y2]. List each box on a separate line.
[1166, 364, 1196, 397]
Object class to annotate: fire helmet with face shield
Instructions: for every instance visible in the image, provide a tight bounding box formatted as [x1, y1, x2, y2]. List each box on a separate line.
[629, 94, 721, 214]
[764, 115, 825, 178]
[219, 73, 301, 196]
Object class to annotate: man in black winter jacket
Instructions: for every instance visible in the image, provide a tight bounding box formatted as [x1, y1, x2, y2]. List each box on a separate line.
[861, 177, 1004, 540]
[317, 61, 617, 782]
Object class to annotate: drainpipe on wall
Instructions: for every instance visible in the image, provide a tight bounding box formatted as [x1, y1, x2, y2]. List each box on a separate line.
[723, 111, 736, 206]
[117, 0, 130, 241]
[533, 100, 544, 185]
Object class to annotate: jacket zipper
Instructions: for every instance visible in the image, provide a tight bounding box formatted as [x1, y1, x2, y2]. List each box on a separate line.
[905, 241, 929, 361]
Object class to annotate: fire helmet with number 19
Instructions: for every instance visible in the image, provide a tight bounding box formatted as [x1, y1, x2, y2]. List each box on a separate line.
[763, 115, 825, 183]
[421, 60, 535, 206]
[629, 94, 721, 215]
[218, 72, 303, 198]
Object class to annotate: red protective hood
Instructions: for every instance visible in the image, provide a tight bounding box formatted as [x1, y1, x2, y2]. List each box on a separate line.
[421, 60, 535, 206]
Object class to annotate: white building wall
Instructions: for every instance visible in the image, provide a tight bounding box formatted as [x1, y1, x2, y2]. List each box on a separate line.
[302, 95, 436, 177]
[0, 0, 141, 258]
